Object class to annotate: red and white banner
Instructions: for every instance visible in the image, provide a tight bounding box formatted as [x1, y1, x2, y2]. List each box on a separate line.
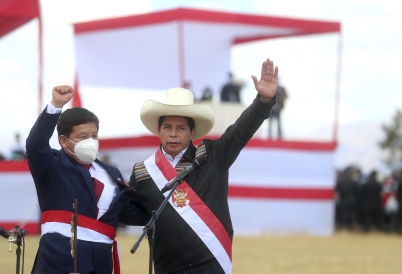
[0, 161, 40, 234]
[0, 136, 336, 236]
[99, 136, 337, 236]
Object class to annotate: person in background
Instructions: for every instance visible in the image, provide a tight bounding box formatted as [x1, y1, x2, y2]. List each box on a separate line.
[26, 85, 145, 274]
[9, 132, 27, 160]
[395, 170, 402, 233]
[268, 79, 288, 139]
[335, 169, 344, 226]
[199, 86, 213, 102]
[359, 170, 383, 232]
[127, 58, 278, 274]
[336, 166, 359, 230]
[220, 72, 244, 103]
[381, 174, 399, 231]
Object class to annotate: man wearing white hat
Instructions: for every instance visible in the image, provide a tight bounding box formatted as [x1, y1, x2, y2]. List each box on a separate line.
[127, 58, 278, 274]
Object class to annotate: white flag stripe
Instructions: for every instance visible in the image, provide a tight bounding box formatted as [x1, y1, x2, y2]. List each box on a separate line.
[230, 149, 335, 188]
[229, 199, 334, 236]
[41, 222, 113, 244]
[99, 146, 335, 189]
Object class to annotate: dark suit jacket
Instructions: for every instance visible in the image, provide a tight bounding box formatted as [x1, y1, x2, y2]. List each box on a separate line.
[26, 107, 145, 274]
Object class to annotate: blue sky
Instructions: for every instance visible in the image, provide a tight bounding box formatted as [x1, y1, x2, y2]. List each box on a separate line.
[0, 0, 401, 175]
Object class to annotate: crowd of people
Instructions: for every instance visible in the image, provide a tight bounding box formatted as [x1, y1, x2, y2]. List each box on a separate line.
[335, 166, 402, 233]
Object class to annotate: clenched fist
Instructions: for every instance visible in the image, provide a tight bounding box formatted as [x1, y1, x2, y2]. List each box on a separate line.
[51, 85, 75, 108]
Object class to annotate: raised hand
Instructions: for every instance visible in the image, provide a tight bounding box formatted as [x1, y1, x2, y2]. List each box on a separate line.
[251, 58, 279, 102]
[51, 85, 75, 108]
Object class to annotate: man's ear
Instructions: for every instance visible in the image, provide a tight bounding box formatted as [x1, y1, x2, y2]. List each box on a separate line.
[191, 128, 195, 138]
[59, 135, 68, 149]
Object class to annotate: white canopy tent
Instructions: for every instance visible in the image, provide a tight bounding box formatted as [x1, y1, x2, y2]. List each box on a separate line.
[73, 7, 341, 104]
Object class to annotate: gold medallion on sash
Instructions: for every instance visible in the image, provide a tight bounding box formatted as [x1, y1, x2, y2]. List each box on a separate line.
[172, 187, 190, 207]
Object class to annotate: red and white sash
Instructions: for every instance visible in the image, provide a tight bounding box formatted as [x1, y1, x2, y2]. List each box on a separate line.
[41, 210, 120, 274]
[144, 149, 232, 274]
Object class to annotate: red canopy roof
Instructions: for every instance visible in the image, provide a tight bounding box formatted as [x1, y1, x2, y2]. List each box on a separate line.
[0, 0, 39, 39]
[75, 7, 341, 42]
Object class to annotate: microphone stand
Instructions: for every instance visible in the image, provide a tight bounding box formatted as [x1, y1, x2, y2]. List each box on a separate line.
[1, 225, 29, 274]
[130, 179, 182, 274]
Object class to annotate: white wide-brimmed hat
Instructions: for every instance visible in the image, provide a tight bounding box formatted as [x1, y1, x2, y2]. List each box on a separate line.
[140, 88, 215, 140]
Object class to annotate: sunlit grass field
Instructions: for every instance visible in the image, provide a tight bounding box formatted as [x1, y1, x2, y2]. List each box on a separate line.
[1, 230, 401, 274]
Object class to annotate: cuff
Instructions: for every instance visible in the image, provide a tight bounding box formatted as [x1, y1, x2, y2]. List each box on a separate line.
[252, 94, 277, 118]
[46, 102, 63, 114]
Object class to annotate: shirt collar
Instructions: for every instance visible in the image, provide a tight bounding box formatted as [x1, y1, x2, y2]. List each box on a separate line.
[161, 146, 188, 161]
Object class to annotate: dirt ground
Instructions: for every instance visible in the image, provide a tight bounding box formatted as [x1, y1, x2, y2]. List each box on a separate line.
[0, 230, 401, 274]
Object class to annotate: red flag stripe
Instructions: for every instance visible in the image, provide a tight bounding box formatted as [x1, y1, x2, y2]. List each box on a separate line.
[229, 186, 334, 200]
[41, 210, 116, 239]
[155, 149, 232, 259]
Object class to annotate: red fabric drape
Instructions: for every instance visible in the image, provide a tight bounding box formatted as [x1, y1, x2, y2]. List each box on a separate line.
[0, 0, 42, 113]
[0, 0, 39, 39]
[72, 75, 83, 107]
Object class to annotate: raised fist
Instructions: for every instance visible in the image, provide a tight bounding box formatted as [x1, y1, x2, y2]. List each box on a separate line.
[51, 85, 75, 108]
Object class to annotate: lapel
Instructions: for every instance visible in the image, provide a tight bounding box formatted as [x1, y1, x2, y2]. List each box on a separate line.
[62, 150, 126, 214]
[62, 149, 97, 203]
[95, 159, 126, 190]
[179, 141, 196, 164]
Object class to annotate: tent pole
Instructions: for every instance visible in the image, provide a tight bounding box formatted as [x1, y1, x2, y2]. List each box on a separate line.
[177, 19, 186, 87]
[332, 31, 342, 143]
[38, 0, 43, 115]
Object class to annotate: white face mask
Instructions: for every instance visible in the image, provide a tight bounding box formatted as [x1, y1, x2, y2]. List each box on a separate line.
[65, 137, 99, 164]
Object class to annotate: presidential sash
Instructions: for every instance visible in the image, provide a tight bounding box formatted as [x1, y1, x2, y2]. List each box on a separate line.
[41, 210, 120, 274]
[144, 149, 232, 274]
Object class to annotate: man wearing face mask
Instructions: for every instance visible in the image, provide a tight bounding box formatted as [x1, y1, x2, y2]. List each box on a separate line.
[26, 85, 145, 274]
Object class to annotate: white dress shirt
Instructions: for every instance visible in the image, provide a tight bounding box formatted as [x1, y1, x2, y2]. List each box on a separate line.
[161, 146, 188, 167]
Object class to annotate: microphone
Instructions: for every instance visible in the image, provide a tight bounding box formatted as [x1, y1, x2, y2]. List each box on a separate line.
[0, 226, 28, 239]
[161, 156, 208, 193]
[0, 227, 10, 239]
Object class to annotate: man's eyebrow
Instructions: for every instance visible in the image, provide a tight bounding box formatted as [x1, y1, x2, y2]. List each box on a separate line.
[77, 130, 98, 135]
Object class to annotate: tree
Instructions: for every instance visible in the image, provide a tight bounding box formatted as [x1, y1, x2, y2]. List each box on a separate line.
[379, 108, 402, 166]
